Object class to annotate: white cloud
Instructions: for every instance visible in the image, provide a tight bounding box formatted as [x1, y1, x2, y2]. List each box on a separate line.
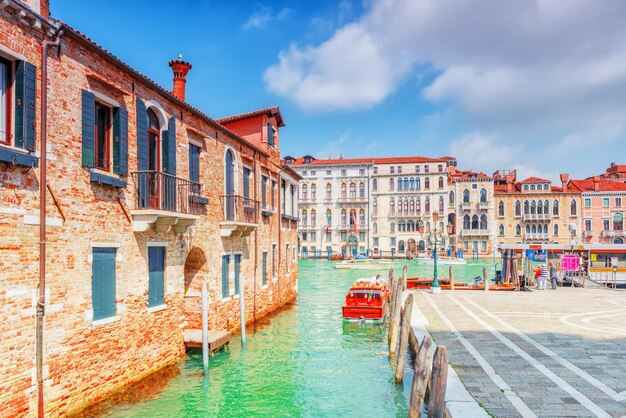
[243, 7, 292, 31]
[266, 0, 626, 177]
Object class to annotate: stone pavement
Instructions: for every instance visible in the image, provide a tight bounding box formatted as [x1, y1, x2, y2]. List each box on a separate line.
[411, 287, 626, 417]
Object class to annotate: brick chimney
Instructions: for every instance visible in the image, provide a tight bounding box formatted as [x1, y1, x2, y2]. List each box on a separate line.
[168, 55, 192, 102]
[560, 173, 569, 192]
[593, 175, 600, 191]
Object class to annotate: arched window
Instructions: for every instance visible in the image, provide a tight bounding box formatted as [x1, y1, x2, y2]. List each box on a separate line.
[349, 209, 356, 225]
[449, 191, 455, 206]
[326, 209, 332, 226]
[425, 221, 431, 233]
[397, 178, 403, 191]
[515, 224, 521, 235]
[326, 183, 332, 199]
[372, 178, 377, 191]
[438, 176, 444, 189]
[463, 215, 470, 229]
[416, 197, 421, 213]
[524, 200, 529, 214]
[359, 209, 365, 225]
[553, 200, 559, 216]
[373, 222, 378, 234]
[471, 215, 479, 229]
[341, 209, 347, 225]
[480, 188, 487, 203]
[408, 220, 414, 232]
[410, 199, 415, 213]
[553, 224, 558, 235]
[543, 224, 548, 234]
[404, 177, 409, 190]
[399, 221, 405, 232]
[425, 177, 430, 189]
[531, 200, 536, 214]
[614, 212, 624, 230]
[391, 222, 395, 233]
[480, 214, 487, 229]
[515, 200, 521, 216]
[311, 209, 317, 226]
[544, 200, 549, 215]
[499, 224, 504, 235]
[224, 149, 236, 220]
[526, 224, 530, 234]
[359, 182, 365, 198]
[531, 224, 537, 233]
[439, 196, 444, 212]
[463, 189, 470, 203]
[302, 184, 308, 199]
[349, 183, 356, 198]
[416, 178, 421, 190]
[498, 200, 505, 217]
[570, 199, 577, 216]
[399, 240, 405, 252]
[390, 198, 395, 214]
[302, 210, 308, 225]
[389, 178, 394, 191]
[425, 197, 430, 213]
[372, 199, 378, 215]
[410, 178, 415, 190]
[341, 183, 347, 198]
[404, 199, 409, 213]
[311, 183, 317, 200]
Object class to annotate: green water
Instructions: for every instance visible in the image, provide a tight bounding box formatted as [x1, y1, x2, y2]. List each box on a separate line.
[88, 259, 495, 418]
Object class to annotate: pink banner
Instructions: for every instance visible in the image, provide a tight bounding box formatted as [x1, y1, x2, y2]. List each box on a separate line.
[561, 255, 580, 271]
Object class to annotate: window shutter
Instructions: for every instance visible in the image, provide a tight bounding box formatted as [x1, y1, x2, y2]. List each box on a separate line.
[262, 252, 267, 286]
[112, 107, 128, 175]
[148, 247, 165, 307]
[162, 116, 176, 175]
[14, 60, 37, 151]
[234, 254, 241, 295]
[221, 255, 230, 298]
[81, 90, 96, 167]
[92, 248, 116, 321]
[136, 97, 148, 171]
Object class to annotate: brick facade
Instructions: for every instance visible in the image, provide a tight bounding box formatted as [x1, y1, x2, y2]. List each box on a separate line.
[0, 2, 298, 416]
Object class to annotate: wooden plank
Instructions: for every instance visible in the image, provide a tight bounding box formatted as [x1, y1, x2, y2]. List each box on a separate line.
[409, 335, 432, 418]
[389, 277, 405, 355]
[449, 266, 454, 292]
[184, 329, 232, 355]
[428, 345, 448, 418]
[394, 294, 414, 382]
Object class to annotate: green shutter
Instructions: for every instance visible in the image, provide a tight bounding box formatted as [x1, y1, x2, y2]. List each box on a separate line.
[221, 255, 230, 298]
[14, 61, 37, 151]
[81, 90, 96, 167]
[234, 254, 241, 295]
[148, 247, 165, 307]
[112, 107, 128, 175]
[92, 248, 116, 320]
[136, 97, 148, 171]
[162, 116, 177, 175]
[262, 252, 267, 286]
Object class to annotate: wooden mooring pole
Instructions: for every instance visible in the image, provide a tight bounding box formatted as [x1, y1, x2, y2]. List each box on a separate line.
[389, 277, 405, 355]
[408, 335, 432, 418]
[388, 267, 396, 343]
[449, 266, 454, 291]
[201, 280, 209, 374]
[394, 294, 414, 382]
[483, 266, 489, 291]
[427, 346, 449, 418]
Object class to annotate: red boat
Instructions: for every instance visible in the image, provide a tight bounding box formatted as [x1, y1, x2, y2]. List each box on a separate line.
[406, 277, 516, 291]
[342, 278, 389, 321]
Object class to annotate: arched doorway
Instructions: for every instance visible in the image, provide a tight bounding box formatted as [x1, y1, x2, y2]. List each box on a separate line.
[184, 247, 208, 329]
[348, 235, 358, 257]
[225, 149, 235, 220]
[614, 238, 624, 244]
[407, 239, 417, 258]
[418, 240, 425, 252]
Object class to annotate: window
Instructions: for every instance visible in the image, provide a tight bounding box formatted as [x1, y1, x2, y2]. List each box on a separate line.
[463, 189, 470, 204]
[480, 189, 487, 203]
[261, 175, 268, 209]
[221, 255, 230, 298]
[398, 240, 405, 252]
[326, 169, 331, 175]
[524, 200, 529, 214]
[302, 232, 307, 241]
[390, 166, 395, 174]
[359, 209, 365, 225]
[359, 232, 365, 241]
[311, 183, 317, 200]
[449, 191, 454, 206]
[472, 184, 477, 189]
[480, 214, 487, 229]
[438, 177, 444, 189]
[584, 219, 592, 231]
[359, 182, 365, 198]
[341, 209, 347, 225]
[425, 165, 430, 173]
[373, 237, 379, 245]
[189, 143, 201, 184]
[92, 248, 116, 321]
[372, 178, 377, 191]
[570, 199, 577, 216]
[439, 196, 444, 212]
[552, 200, 559, 216]
[524, 185, 529, 190]
[267, 123, 275, 147]
[438, 164, 443, 172]
[389, 178, 394, 191]
[311, 210, 317, 226]
[584, 198, 591, 208]
[397, 178, 402, 191]
[515, 200, 521, 216]
[498, 201, 504, 217]
[391, 222, 395, 233]
[272, 244, 276, 277]
[341, 232, 347, 241]
[425, 177, 430, 189]
[95, 103, 112, 170]
[341, 183, 347, 198]
[614, 213, 624, 230]
[515, 224, 521, 235]
[373, 222, 378, 234]
[415, 165, 420, 173]
[310, 170, 316, 176]
[341, 169, 347, 176]
[553, 224, 558, 235]
[243, 167, 251, 199]
[302, 171, 308, 176]
[397, 166, 402, 173]
[373, 167, 378, 174]
[530, 184, 536, 191]
[285, 245, 289, 274]
[603, 198, 609, 207]
[390, 237, 396, 246]
[404, 177, 409, 190]
[603, 219, 610, 231]
[349, 182, 356, 198]
[359, 168, 365, 176]
[262, 251, 267, 286]
[544, 184, 549, 190]
[148, 246, 166, 307]
[616, 197, 622, 207]
[302, 210, 307, 226]
[326, 183, 332, 199]
[271, 180, 276, 209]
[326, 209, 332, 226]
[0, 58, 10, 145]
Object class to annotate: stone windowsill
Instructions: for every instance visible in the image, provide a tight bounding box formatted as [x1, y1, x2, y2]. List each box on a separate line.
[0, 144, 39, 168]
[147, 304, 167, 313]
[91, 315, 121, 327]
[90, 169, 127, 188]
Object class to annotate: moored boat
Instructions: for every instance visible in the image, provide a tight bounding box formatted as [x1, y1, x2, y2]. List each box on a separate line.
[342, 278, 389, 321]
[334, 259, 393, 269]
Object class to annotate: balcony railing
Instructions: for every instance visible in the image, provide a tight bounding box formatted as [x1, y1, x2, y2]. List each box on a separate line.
[525, 233, 550, 241]
[461, 228, 490, 236]
[299, 198, 317, 205]
[338, 196, 367, 204]
[601, 229, 625, 237]
[478, 201, 489, 209]
[132, 170, 203, 215]
[522, 213, 551, 221]
[582, 230, 594, 238]
[220, 195, 259, 224]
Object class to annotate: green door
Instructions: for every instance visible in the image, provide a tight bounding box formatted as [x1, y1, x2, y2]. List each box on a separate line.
[92, 248, 116, 320]
[148, 247, 165, 307]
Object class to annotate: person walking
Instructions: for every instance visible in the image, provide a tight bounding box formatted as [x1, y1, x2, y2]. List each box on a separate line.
[539, 264, 549, 290]
[549, 262, 558, 289]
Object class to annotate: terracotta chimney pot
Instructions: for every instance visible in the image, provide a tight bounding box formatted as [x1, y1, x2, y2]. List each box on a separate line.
[593, 176, 600, 191]
[169, 55, 192, 102]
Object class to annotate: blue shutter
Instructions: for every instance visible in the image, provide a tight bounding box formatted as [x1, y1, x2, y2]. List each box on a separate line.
[189, 144, 199, 183]
[112, 107, 128, 175]
[221, 255, 230, 298]
[234, 254, 241, 295]
[148, 247, 165, 307]
[262, 252, 267, 286]
[267, 123, 274, 147]
[243, 168, 250, 199]
[92, 248, 116, 320]
[14, 61, 36, 151]
[136, 97, 148, 171]
[80, 90, 95, 167]
[162, 116, 177, 175]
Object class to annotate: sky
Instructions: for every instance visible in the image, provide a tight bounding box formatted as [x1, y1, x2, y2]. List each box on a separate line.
[53, 0, 626, 182]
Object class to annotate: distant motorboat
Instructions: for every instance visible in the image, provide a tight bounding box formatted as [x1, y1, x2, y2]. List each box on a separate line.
[334, 259, 393, 270]
[418, 257, 467, 266]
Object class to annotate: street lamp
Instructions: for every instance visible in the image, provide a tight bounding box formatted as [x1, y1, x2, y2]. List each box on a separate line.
[419, 212, 454, 294]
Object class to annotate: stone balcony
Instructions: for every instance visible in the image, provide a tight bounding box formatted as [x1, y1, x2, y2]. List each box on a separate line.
[461, 228, 490, 236]
[219, 195, 259, 237]
[522, 213, 552, 221]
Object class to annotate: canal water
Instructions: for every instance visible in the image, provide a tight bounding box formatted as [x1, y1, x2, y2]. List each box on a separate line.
[85, 259, 495, 418]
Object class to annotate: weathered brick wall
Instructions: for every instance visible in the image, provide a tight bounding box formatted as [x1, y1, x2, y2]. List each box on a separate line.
[0, 8, 298, 418]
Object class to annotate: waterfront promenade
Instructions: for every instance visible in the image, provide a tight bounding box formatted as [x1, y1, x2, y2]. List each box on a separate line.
[412, 288, 626, 417]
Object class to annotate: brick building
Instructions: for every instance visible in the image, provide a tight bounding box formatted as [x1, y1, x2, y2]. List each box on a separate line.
[0, 1, 298, 416]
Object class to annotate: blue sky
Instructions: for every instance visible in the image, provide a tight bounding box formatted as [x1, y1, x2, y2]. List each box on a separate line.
[54, 0, 626, 181]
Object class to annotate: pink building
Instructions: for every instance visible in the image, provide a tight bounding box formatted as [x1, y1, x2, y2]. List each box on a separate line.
[570, 177, 626, 244]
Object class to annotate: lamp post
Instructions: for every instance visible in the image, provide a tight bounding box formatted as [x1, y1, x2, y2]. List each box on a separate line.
[419, 212, 454, 294]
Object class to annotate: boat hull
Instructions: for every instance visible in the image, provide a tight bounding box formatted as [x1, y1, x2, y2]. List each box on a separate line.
[342, 303, 387, 321]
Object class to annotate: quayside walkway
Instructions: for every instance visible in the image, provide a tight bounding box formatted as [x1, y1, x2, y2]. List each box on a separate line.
[412, 288, 626, 417]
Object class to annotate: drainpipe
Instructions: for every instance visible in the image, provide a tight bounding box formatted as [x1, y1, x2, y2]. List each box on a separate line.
[37, 28, 64, 418]
[253, 152, 258, 322]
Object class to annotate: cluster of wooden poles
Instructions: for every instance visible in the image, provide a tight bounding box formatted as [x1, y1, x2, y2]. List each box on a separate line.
[387, 265, 449, 418]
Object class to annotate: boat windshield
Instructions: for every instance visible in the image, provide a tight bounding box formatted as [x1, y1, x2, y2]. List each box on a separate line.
[348, 291, 381, 300]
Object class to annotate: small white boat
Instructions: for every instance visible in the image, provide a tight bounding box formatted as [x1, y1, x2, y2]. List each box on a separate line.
[334, 259, 393, 270]
[418, 257, 467, 266]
